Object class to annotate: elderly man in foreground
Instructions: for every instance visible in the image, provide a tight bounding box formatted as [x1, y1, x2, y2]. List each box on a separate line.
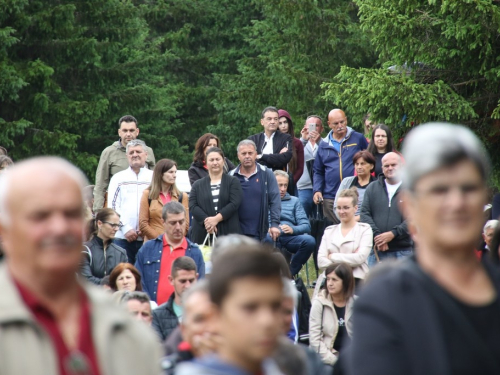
[0, 157, 161, 375]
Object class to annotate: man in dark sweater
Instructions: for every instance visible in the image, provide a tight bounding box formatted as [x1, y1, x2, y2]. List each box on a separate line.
[248, 106, 293, 171]
[360, 152, 412, 266]
[229, 140, 281, 242]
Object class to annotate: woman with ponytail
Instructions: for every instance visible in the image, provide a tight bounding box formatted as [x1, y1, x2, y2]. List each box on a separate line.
[80, 208, 128, 285]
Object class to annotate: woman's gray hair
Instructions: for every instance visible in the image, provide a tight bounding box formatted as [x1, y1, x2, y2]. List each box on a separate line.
[484, 220, 499, 233]
[282, 278, 298, 307]
[125, 139, 147, 153]
[401, 122, 489, 191]
[237, 139, 257, 153]
[211, 234, 259, 264]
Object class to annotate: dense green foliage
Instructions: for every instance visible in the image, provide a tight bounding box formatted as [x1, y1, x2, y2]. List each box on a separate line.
[2, 0, 500, 183]
[322, 0, 500, 175]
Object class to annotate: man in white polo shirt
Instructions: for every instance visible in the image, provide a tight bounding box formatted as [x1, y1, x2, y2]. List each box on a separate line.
[108, 139, 153, 264]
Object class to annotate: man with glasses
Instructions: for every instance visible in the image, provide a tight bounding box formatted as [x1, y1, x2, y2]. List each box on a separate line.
[108, 139, 153, 264]
[248, 106, 293, 171]
[313, 109, 368, 223]
[93, 115, 155, 211]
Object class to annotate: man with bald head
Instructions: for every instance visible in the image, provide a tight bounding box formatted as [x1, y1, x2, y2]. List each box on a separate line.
[0, 157, 161, 375]
[360, 152, 413, 266]
[313, 109, 368, 223]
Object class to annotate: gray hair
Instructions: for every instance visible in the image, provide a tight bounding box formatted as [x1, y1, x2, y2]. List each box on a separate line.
[125, 139, 147, 154]
[401, 123, 489, 191]
[0, 157, 87, 226]
[162, 201, 186, 221]
[484, 220, 499, 233]
[306, 115, 323, 124]
[211, 234, 259, 264]
[282, 278, 298, 307]
[182, 279, 209, 306]
[237, 139, 257, 153]
[273, 170, 289, 180]
[121, 291, 151, 305]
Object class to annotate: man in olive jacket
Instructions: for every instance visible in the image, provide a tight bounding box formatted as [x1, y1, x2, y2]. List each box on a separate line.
[93, 115, 155, 211]
[0, 157, 161, 375]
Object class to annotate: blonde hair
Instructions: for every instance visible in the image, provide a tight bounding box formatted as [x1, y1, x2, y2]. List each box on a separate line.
[338, 187, 359, 206]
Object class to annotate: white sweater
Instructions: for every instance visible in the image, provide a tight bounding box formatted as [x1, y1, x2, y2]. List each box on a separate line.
[107, 167, 153, 239]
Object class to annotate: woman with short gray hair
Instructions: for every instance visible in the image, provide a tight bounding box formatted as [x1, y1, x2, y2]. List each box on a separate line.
[345, 123, 500, 375]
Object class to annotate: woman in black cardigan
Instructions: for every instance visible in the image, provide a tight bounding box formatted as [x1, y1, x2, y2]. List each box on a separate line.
[189, 147, 243, 243]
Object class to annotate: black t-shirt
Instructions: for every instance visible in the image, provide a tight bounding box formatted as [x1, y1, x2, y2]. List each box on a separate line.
[436, 294, 500, 374]
[333, 304, 347, 352]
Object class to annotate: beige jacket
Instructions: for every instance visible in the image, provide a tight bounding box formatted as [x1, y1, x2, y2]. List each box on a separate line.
[139, 189, 190, 241]
[309, 291, 354, 365]
[0, 264, 162, 375]
[318, 222, 373, 279]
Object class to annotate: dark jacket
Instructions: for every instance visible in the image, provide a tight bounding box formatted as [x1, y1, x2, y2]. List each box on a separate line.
[313, 128, 368, 199]
[152, 293, 179, 341]
[81, 236, 127, 285]
[343, 256, 500, 375]
[248, 131, 293, 171]
[188, 158, 236, 186]
[135, 236, 205, 302]
[360, 175, 412, 251]
[229, 164, 281, 240]
[189, 173, 243, 244]
[291, 137, 305, 183]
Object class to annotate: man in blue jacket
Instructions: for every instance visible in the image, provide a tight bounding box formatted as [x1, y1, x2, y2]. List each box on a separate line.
[313, 109, 368, 223]
[265, 170, 315, 277]
[135, 201, 205, 304]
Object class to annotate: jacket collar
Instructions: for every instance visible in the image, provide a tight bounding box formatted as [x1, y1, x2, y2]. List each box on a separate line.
[281, 193, 291, 201]
[0, 263, 127, 329]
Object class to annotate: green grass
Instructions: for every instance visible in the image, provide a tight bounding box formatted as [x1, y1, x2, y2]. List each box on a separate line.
[298, 257, 319, 298]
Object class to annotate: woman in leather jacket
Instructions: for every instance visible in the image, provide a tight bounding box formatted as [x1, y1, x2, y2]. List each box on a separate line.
[80, 208, 128, 284]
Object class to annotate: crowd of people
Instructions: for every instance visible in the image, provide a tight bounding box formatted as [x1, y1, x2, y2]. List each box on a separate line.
[1, 108, 500, 375]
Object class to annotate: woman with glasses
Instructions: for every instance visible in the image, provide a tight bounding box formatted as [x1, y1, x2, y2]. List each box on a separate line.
[80, 208, 128, 285]
[366, 124, 397, 177]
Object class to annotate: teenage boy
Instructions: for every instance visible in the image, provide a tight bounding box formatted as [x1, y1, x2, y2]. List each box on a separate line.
[175, 245, 285, 375]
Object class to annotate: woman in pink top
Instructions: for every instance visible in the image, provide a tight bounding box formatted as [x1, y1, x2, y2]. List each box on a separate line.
[315, 188, 373, 296]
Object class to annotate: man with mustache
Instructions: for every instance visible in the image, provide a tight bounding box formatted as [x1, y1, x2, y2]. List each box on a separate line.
[0, 157, 161, 375]
[94, 115, 155, 211]
[313, 109, 368, 223]
[135, 202, 205, 305]
[108, 139, 153, 265]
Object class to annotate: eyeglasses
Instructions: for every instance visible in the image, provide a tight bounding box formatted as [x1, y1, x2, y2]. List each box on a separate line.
[103, 221, 123, 229]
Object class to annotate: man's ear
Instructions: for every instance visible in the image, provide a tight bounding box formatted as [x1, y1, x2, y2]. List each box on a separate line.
[168, 275, 173, 285]
[136, 127, 140, 136]
[260, 118, 265, 127]
[196, 273, 199, 278]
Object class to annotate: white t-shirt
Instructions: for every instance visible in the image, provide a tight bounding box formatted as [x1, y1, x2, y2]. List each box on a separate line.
[385, 180, 402, 207]
[262, 132, 275, 155]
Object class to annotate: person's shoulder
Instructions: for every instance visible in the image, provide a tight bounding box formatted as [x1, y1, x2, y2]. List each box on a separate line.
[85, 285, 159, 342]
[357, 259, 421, 307]
[100, 143, 117, 156]
[356, 222, 372, 231]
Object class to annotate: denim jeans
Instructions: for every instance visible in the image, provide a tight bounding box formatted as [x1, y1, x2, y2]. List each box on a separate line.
[264, 234, 316, 276]
[298, 189, 314, 218]
[114, 238, 144, 265]
[367, 248, 413, 268]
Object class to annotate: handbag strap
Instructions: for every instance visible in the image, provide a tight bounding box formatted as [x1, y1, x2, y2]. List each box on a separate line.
[202, 233, 210, 247]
